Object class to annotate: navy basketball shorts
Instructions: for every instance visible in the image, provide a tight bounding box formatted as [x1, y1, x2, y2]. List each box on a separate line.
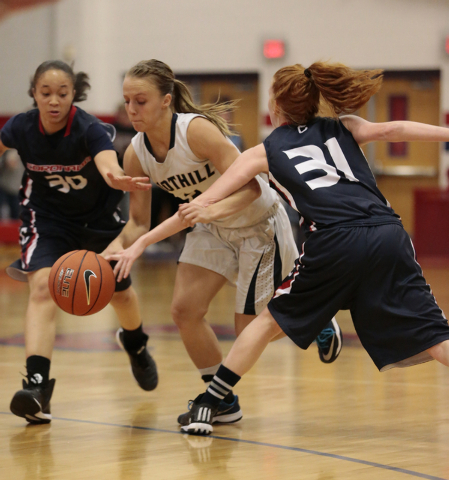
[7, 208, 131, 292]
[267, 222, 449, 371]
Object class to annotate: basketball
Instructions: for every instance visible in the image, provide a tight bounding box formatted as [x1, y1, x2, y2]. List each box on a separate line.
[48, 250, 116, 316]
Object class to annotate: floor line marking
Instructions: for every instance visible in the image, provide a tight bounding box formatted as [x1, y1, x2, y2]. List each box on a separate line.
[0, 412, 444, 480]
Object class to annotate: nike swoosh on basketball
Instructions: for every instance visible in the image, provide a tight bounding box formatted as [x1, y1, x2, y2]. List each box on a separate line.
[83, 270, 97, 305]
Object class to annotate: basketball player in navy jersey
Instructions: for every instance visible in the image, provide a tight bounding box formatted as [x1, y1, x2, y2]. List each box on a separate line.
[174, 61, 449, 435]
[105, 59, 343, 428]
[0, 61, 158, 425]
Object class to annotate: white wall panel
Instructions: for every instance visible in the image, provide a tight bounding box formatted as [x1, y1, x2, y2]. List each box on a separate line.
[1, 0, 449, 119]
[0, 5, 53, 113]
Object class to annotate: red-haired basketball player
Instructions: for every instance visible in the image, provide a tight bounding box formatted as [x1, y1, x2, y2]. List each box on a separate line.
[172, 61, 449, 435]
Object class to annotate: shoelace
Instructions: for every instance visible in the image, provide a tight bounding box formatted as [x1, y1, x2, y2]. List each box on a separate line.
[20, 372, 44, 388]
[134, 349, 151, 368]
[315, 328, 334, 349]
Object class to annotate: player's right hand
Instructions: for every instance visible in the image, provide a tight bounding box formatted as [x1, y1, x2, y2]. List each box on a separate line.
[104, 237, 146, 282]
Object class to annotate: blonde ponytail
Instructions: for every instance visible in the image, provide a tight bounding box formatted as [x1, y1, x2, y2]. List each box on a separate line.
[127, 59, 238, 137]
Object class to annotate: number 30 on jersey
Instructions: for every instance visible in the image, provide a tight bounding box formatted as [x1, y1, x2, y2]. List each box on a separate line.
[45, 174, 88, 193]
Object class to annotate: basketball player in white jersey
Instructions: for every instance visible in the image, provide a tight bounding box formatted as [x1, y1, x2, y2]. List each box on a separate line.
[105, 59, 342, 425]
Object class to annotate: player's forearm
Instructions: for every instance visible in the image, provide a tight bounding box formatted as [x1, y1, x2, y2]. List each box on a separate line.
[384, 121, 449, 143]
[137, 214, 187, 248]
[109, 218, 150, 250]
[205, 178, 262, 221]
[194, 159, 260, 208]
[101, 163, 126, 189]
[94, 150, 124, 186]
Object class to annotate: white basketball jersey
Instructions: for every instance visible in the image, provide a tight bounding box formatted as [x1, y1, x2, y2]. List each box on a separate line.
[131, 113, 278, 228]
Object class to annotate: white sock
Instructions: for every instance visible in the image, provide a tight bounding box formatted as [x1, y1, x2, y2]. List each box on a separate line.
[199, 363, 221, 384]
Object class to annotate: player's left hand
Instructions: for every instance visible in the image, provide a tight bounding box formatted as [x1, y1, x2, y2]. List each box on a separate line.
[107, 172, 151, 191]
[178, 203, 213, 226]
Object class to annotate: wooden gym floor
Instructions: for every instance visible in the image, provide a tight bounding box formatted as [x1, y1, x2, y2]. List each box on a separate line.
[1, 244, 449, 480]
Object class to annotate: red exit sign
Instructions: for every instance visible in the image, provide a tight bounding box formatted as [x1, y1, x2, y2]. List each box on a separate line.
[263, 39, 285, 59]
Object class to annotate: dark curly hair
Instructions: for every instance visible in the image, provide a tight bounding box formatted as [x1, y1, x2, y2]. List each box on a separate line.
[28, 60, 90, 107]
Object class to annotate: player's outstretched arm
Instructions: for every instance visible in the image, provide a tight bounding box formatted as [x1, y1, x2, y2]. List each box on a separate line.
[341, 115, 449, 146]
[107, 175, 262, 278]
[108, 171, 263, 279]
[178, 179, 261, 227]
[186, 118, 266, 206]
[179, 143, 269, 224]
[106, 214, 190, 281]
[102, 145, 152, 258]
[94, 150, 151, 192]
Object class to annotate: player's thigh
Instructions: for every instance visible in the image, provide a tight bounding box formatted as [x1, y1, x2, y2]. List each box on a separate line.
[171, 262, 228, 318]
[28, 268, 53, 302]
[178, 223, 239, 284]
[80, 216, 124, 254]
[14, 212, 78, 273]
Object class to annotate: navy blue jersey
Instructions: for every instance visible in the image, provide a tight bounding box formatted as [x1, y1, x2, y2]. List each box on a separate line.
[263, 117, 400, 234]
[0, 106, 122, 224]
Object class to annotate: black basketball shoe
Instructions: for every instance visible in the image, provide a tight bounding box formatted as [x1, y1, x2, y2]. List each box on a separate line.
[180, 400, 218, 436]
[10, 375, 56, 424]
[116, 328, 158, 391]
[316, 318, 343, 363]
[178, 393, 242, 426]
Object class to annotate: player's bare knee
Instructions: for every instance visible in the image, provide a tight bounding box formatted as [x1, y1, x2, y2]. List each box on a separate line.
[110, 287, 135, 307]
[258, 309, 282, 338]
[171, 301, 208, 328]
[269, 320, 283, 338]
[29, 278, 53, 304]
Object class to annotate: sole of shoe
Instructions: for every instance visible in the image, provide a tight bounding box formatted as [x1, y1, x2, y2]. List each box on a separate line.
[10, 391, 52, 424]
[213, 410, 243, 424]
[135, 369, 158, 392]
[25, 412, 52, 424]
[180, 423, 213, 436]
[178, 406, 243, 426]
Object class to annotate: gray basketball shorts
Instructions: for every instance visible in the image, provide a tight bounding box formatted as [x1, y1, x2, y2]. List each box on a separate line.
[179, 202, 298, 315]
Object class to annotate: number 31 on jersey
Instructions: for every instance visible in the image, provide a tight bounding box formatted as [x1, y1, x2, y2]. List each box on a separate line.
[283, 137, 359, 190]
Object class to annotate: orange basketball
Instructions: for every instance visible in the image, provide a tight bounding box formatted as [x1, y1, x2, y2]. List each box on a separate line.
[48, 250, 116, 316]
